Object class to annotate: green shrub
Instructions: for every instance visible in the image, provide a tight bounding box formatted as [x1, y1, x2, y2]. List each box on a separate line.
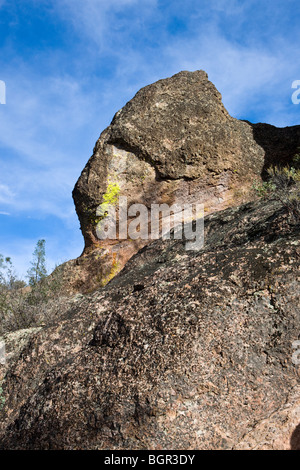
[0, 241, 66, 335]
[253, 154, 300, 221]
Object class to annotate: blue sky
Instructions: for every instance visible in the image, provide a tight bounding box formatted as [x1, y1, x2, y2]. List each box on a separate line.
[0, 0, 300, 278]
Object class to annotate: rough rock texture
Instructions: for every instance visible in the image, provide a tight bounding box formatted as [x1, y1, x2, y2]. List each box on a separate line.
[70, 70, 300, 293]
[0, 196, 299, 450]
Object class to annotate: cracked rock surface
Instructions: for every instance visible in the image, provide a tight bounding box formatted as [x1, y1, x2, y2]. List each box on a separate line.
[0, 196, 299, 450]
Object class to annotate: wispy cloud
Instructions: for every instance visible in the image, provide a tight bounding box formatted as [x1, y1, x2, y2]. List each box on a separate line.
[164, 31, 300, 125]
[0, 183, 15, 204]
[52, 0, 300, 125]
[57, 0, 158, 50]
[0, 66, 106, 220]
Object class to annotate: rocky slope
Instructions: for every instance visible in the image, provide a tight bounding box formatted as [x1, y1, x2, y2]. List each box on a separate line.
[0, 196, 299, 450]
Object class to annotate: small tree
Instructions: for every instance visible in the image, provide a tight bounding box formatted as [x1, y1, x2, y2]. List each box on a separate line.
[0, 255, 13, 287]
[0, 256, 12, 315]
[0, 255, 26, 329]
[0, 242, 66, 334]
[0, 255, 25, 291]
[27, 239, 48, 287]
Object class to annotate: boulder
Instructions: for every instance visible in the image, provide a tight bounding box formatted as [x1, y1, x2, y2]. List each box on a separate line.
[70, 70, 300, 293]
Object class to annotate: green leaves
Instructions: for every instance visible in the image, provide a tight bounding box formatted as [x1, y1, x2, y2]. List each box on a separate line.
[253, 154, 300, 221]
[252, 180, 276, 198]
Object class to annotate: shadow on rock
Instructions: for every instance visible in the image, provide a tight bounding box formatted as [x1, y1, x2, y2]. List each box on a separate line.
[291, 423, 300, 450]
[247, 121, 300, 179]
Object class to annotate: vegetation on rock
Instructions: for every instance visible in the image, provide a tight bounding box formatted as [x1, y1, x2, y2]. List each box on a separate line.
[253, 154, 300, 221]
[0, 240, 65, 334]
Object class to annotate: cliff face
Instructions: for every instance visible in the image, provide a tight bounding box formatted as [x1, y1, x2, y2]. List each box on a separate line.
[70, 70, 300, 293]
[0, 196, 299, 449]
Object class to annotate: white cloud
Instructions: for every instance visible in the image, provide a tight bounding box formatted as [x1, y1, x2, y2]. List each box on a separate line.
[0, 66, 106, 221]
[53, 0, 300, 127]
[0, 183, 15, 204]
[162, 26, 300, 125]
[57, 0, 158, 50]
[0, 72, 95, 164]
[60, 1, 157, 22]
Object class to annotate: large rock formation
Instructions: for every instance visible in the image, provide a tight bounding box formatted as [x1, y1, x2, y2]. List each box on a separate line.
[0, 71, 299, 450]
[0, 196, 299, 449]
[68, 70, 300, 293]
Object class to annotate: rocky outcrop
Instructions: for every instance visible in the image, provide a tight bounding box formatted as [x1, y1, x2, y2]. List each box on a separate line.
[0, 196, 299, 449]
[0, 71, 298, 450]
[70, 70, 300, 293]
